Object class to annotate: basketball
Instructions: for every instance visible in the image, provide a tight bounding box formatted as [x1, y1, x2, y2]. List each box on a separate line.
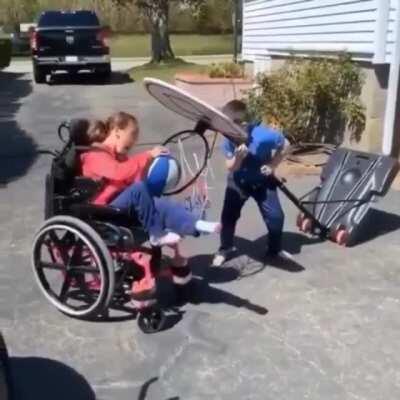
[146, 155, 182, 196]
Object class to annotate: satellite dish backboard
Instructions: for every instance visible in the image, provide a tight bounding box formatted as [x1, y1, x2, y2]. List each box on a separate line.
[143, 78, 247, 143]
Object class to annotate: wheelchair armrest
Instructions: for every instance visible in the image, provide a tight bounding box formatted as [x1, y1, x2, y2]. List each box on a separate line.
[72, 177, 103, 200]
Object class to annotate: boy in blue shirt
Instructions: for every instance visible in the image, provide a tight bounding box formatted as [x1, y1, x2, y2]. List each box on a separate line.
[212, 100, 291, 267]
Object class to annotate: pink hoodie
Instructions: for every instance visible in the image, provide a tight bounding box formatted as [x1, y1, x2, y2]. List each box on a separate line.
[80, 146, 152, 205]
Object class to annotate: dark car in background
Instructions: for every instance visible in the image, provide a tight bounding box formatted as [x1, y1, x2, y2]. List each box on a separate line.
[11, 32, 30, 55]
[31, 10, 111, 83]
[11, 24, 37, 56]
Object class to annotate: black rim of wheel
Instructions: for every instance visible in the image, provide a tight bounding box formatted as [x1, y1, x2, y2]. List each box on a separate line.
[33, 224, 108, 316]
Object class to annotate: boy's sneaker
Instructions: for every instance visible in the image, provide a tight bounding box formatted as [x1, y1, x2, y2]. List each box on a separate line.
[211, 247, 236, 267]
[264, 249, 304, 272]
[265, 250, 294, 261]
[264, 250, 296, 268]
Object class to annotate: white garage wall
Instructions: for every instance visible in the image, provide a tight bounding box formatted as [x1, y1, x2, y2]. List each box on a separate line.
[242, 0, 398, 64]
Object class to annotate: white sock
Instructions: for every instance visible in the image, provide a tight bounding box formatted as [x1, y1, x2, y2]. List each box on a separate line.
[195, 220, 221, 234]
[150, 232, 181, 246]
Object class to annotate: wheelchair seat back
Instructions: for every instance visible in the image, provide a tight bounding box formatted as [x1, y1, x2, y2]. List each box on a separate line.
[45, 119, 104, 219]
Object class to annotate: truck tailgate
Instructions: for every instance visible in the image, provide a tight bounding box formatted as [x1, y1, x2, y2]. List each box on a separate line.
[36, 28, 106, 56]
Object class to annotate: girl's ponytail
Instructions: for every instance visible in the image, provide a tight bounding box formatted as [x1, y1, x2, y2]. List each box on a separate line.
[79, 119, 108, 145]
[77, 112, 138, 146]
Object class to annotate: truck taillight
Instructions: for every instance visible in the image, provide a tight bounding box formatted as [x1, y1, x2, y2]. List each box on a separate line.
[30, 30, 38, 51]
[97, 28, 110, 48]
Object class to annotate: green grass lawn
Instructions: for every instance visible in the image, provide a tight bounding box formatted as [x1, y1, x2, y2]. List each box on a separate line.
[111, 34, 233, 58]
[129, 58, 208, 82]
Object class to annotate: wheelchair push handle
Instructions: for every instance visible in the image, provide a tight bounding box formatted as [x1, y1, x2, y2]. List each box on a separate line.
[58, 121, 71, 143]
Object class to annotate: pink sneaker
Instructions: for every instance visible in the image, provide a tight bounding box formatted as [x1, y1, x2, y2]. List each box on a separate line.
[131, 277, 157, 309]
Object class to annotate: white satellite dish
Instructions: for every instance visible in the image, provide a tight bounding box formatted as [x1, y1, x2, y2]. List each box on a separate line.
[143, 78, 247, 143]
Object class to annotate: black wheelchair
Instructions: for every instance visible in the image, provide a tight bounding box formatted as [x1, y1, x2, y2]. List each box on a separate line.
[31, 114, 214, 334]
[31, 120, 171, 334]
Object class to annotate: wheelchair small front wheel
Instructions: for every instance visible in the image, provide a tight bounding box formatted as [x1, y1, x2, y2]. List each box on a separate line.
[32, 216, 115, 319]
[138, 307, 166, 334]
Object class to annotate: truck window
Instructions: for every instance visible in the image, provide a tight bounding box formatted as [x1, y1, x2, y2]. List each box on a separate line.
[38, 11, 100, 27]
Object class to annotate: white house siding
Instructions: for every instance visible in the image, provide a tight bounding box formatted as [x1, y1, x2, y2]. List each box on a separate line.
[386, 0, 399, 62]
[242, 0, 397, 64]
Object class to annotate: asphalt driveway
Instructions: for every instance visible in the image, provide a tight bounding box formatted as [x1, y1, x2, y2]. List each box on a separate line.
[0, 70, 399, 400]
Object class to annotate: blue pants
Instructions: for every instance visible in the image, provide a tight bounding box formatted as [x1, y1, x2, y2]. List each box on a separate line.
[220, 178, 284, 254]
[111, 182, 198, 238]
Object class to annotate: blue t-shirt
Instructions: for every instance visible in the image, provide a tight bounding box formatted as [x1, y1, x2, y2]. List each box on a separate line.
[221, 122, 285, 187]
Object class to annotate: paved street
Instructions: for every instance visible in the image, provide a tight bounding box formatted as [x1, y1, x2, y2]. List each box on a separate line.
[0, 70, 400, 400]
[3, 55, 233, 74]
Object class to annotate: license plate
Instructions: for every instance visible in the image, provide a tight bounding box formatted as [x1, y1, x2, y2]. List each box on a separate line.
[65, 56, 78, 62]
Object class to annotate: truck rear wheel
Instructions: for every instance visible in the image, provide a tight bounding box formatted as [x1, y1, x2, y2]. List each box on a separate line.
[33, 64, 47, 84]
[95, 64, 111, 83]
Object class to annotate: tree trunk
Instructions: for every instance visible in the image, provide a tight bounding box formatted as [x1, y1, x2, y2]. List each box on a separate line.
[147, 1, 174, 63]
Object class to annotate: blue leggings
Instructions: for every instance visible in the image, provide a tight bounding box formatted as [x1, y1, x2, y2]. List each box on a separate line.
[220, 179, 284, 254]
[110, 182, 198, 238]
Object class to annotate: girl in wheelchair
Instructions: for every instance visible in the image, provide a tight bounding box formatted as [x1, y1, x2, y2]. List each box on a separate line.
[79, 112, 220, 299]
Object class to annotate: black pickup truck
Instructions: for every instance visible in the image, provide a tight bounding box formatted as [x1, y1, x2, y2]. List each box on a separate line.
[31, 10, 111, 83]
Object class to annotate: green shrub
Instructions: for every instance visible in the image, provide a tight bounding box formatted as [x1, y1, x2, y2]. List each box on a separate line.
[0, 37, 12, 70]
[208, 62, 244, 79]
[246, 54, 366, 144]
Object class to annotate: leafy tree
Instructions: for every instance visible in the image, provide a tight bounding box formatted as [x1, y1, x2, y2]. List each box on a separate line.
[196, 0, 233, 34]
[0, 0, 38, 32]
[113, 0, 205, 62]
[1, 0, 234, 35]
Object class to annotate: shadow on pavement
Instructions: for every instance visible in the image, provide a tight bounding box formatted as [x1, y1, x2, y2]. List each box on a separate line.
[190, 254, 240, 283]
[138, 377, 158, 400]
[181, 277, 268, 316]
[49, 71, 133, 86]
[137, 377, 180, 400]
[173, 255, 269, 316]
[0, 72, 37, 185]
[351, 208, 400, 246]
[9, 356, 95, 400]
[232, 233, 308, 273]
[282, 231, 323, 255]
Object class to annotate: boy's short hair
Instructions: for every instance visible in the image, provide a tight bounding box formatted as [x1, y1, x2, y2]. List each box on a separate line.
[222, 100, 247, 124]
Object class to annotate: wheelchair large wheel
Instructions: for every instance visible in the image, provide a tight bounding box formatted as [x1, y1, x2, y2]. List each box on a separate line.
[32, 216, 115, 319]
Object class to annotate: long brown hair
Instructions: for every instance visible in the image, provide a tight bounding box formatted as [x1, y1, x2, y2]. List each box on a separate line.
[82, 112, 139, 145]
[85, 120, 107, 145]
[105, 111, 138, 135]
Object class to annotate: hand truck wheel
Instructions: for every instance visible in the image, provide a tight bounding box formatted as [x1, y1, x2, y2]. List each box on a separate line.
[138, 306, 166, 334]
[333, 228, 349, 246]
[297, 213, 312, 233]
